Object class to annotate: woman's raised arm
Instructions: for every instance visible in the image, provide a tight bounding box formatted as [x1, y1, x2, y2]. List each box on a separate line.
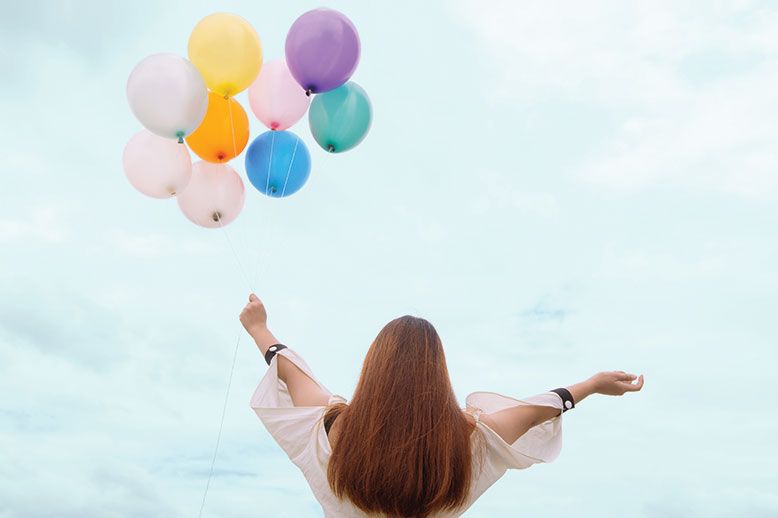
[480, 371, 644, 445]
[240, 293, 332, 407]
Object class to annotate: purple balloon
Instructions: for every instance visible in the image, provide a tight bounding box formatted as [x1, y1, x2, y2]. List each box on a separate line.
[285, 8, 360, 95]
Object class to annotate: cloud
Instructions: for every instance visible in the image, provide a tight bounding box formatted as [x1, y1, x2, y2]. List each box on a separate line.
[0, 1, 149, 66]
[468, 168, 561, 218]
[643, 486, 778, 518]
[454, 1, 778, 197]
[0, 282, 126, 367]
[520, 302, 569, 322]
[109, 230, 213, 259]
[0, 454, 175, 518]
[0, 205, 72, 243]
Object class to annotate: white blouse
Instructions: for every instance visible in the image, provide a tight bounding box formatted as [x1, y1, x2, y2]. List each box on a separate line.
[250, 347, 565, 517]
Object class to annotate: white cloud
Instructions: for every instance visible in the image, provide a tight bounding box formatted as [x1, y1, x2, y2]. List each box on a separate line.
[109, 230, 213, 259]
[455, 1, 778, 197]
[0, 205, 71, 243]
[469, 168, 560, 218]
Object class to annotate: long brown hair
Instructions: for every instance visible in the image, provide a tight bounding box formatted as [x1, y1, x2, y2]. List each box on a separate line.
[324, 315, 482, 517]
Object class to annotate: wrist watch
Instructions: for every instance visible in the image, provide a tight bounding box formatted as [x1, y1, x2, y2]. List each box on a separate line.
[264, 343, 288, 365]
[550, 387, 575, 412]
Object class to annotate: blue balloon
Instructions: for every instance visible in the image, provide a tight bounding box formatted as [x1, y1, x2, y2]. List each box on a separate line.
[245, 130, 311, 197]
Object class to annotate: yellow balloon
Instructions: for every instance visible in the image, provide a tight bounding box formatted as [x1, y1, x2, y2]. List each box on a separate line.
[188, 13, 262, 97]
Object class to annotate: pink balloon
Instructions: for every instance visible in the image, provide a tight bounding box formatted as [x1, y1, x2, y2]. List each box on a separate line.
[248, 59, 310, 131]
[177, 162, 245, 228]
[122, 129, 192, 198]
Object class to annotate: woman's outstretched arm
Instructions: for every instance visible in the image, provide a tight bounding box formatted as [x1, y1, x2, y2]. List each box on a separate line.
[240, 293, 332, 407]
[480, 372, 644, 445]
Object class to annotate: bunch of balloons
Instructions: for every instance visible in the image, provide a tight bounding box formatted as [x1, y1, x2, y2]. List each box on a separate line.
[123, 9, 372, 228]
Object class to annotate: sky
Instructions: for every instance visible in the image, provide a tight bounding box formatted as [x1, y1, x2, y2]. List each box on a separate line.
[1, 0, 777, 516]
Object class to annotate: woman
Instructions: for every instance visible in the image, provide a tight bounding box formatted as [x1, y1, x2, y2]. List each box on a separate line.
[241, 293, 644, 517]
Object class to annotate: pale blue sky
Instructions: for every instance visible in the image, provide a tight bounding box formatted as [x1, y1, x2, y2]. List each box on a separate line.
[1, 1, 777, 516]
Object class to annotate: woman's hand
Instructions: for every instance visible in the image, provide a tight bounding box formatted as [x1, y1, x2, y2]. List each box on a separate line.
[240, 293, 268, 336]
[589, 371, 644, 396]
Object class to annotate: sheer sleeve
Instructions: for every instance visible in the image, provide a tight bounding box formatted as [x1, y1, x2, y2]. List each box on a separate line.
[250, 347, 347, 461]
[466, 390, 564, 470]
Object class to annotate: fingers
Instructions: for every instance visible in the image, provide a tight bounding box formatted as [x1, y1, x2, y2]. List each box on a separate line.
[249, 293, 258, 302]
[616, 371, 637, 381]
[620, 375, 644, 392]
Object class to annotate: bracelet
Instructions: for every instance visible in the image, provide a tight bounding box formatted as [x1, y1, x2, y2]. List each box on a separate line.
[264, 343, 288, 365]
[550, 387, 575, 412]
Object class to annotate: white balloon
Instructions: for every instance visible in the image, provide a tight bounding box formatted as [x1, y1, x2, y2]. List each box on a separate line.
[177, 162, 245, 228]
[122, 130, 192, 198]
[127, 53, 208, 140]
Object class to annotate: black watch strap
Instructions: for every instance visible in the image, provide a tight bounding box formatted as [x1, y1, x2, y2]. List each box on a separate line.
[550, 387, 575, 412]
[264, 343, 288, 365]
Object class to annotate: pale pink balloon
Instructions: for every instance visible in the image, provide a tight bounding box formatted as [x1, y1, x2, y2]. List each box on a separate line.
[248, 59, 310, 130]
[177, 162, 245, 228]
[123, 129, 192, 198]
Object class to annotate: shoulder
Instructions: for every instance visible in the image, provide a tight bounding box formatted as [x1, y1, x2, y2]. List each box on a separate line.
[461, 408, 484, 435]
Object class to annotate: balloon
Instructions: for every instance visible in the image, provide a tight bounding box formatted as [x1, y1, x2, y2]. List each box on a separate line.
[177, 162, 245, 227]
[248, 59, 310, 131]
[126, 53, 208, 141]
[285, 8, 360, 94]
[188, 13, 262, 97]
[185, 92, 249, 163]
[245, 131, 311, 198]
[308, 82, 372, 153]
[122, 130, 192, 198]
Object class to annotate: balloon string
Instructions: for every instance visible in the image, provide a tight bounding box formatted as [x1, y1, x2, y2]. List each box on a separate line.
[252, 200, 275, 290]
[227, 99, 238, 160]
[265, 132, 275, 196]
[198, 330, 242, 518]
[280, 139, 299, 197]
[186, 204, 250, 292]
[236, 205, 255, 289]
[199, 211, 274, 515]
[198, 213, 255, 516]
[253, 137, 281, 283]
[217, 216, 255, 293]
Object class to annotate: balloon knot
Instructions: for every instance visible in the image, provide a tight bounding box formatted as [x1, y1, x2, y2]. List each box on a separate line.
[176, 130, 184, 144]
[305, 88, 312, 97]
[212, 211, 222, 222]
[327, 144, 335, 152]
[177, 136, 184, 144]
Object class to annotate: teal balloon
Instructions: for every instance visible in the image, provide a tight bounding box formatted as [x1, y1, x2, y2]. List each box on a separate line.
[308, 81, 372, 153]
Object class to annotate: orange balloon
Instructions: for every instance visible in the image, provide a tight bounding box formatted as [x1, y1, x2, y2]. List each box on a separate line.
[186, 92, 249, 163]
